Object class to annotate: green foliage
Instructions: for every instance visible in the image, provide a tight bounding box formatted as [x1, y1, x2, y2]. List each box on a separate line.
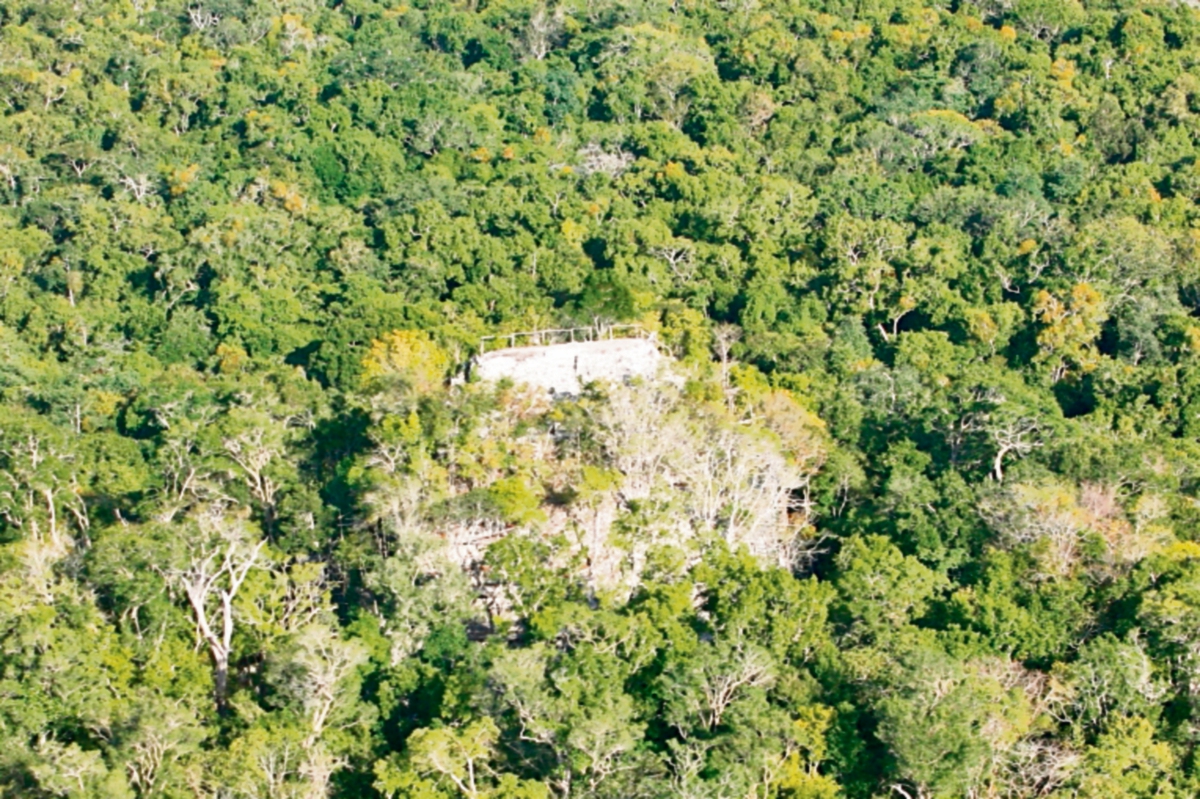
[486, 477, 546, 526]
[835, 535, 946, 637]
[874, 647, 1031, 798]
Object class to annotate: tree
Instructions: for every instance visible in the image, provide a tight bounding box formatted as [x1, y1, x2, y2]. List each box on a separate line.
[662, 638, 775, 734]
[408, 719, 500, 799]
[484, 643, 648, 798]
[5, 0, 1200, 795]
[263, 624, 370, 796]
[0, 413, 89, 562]
[219, 406, 297, 534]
[1059, 634, 1167, 733]
[595, 25, 716, 126]
[1032, 284, 1107, 383]
[875, 648, 1031, 799]
[362, 330, 452, 395]
[1072, 716, 1179, 799]
[117, 696, 206, 799]
[835, 535, 946, 637]
[163, 507, 267, 709]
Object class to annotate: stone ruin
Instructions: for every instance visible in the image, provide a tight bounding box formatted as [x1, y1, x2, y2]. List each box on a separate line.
[469, 326, 665, 396]
[421, 328, 816, 622]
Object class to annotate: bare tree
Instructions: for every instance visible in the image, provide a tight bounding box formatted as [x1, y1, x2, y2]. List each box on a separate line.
[298, 745, 346, 799]
[988, 416, 1042, 483]
[256, 623, 368, 799]
[576, 143, 635, 178]
[154, 414, 228, 522]
[30, 738, 106, 796]
[280, 625, 369, 748]
[521, 5, 565, 61]
[219, 406, 298, 532]
[164, 507, 266, 708]
[674, 421, 801, 565]
[590, 381, 806, 575]
[223, 428, 282, 526]
[119, 174, 155, 202]
[981, 483, 1086, 579]
[995, 738, 1080, 798]
[591, 382, 681, 501]
[123, 699, 204, 798]
[650, 242, 696, 284]
[0, 429, 88, 558]
[713, 323, 743, 408]
[187, 5, 220, 30]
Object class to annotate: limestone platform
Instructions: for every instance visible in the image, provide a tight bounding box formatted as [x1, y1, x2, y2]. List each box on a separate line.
[470, 338, 664, 395]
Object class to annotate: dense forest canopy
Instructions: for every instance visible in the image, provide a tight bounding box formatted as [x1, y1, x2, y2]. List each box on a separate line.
[5, 0, 1200, 796]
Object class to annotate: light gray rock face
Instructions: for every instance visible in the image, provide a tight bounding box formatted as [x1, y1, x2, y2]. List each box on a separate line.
[471, 338, 664, 395]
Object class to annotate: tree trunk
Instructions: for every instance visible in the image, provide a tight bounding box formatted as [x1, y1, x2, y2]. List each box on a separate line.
[213, 652, 230, 711]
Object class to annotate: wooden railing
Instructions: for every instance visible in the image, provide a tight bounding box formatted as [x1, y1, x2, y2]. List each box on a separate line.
[478, 324, 652, 354]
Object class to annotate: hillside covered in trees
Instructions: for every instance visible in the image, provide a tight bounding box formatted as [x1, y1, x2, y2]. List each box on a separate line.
[6, 0, 1200, 796]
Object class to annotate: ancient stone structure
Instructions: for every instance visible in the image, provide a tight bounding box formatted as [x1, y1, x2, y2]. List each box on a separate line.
[470, 336, 664, 396]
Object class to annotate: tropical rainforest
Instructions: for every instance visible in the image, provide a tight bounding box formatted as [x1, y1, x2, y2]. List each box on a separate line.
[6, 0, 1200, 796]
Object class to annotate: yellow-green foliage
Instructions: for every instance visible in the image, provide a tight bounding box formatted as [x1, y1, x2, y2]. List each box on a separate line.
[362, 330, 451, 393]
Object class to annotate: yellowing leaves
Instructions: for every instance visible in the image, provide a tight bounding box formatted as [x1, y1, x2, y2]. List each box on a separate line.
[596, 24, 716, 125]
[1033, 284, 1107, 382]
[1050, 58, 1077, 89]
[269, 181, 308, 214]
[169, 163, 200, 196]
[487, 476, 546, 525]
[966, 308, 998, 346]
[985, 481, 1137, 579]
[361, 330, 450, 394]
[84, 390, 124, 427]
[0, 250, 25, 297]
[905, 109, 982, 152]
[857, 7, 940, 49]
[973, 118, 1004, 135]
[1159, 540, 1200, 562]
[757, 390, 828, 475]
[828, 23, 873, 44]
[277, 13, 317, 55]
[777, 705, 840, 798]
[560, 219, 586, 248]
[216, 342, 249, 374]
[1184, 326, 1200, 354]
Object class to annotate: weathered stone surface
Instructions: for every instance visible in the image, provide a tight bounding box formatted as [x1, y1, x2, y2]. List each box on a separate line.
[471, 338, 664, 395]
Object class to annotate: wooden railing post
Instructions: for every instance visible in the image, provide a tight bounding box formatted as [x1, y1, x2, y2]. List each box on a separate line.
[478, 324, 647, 355]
